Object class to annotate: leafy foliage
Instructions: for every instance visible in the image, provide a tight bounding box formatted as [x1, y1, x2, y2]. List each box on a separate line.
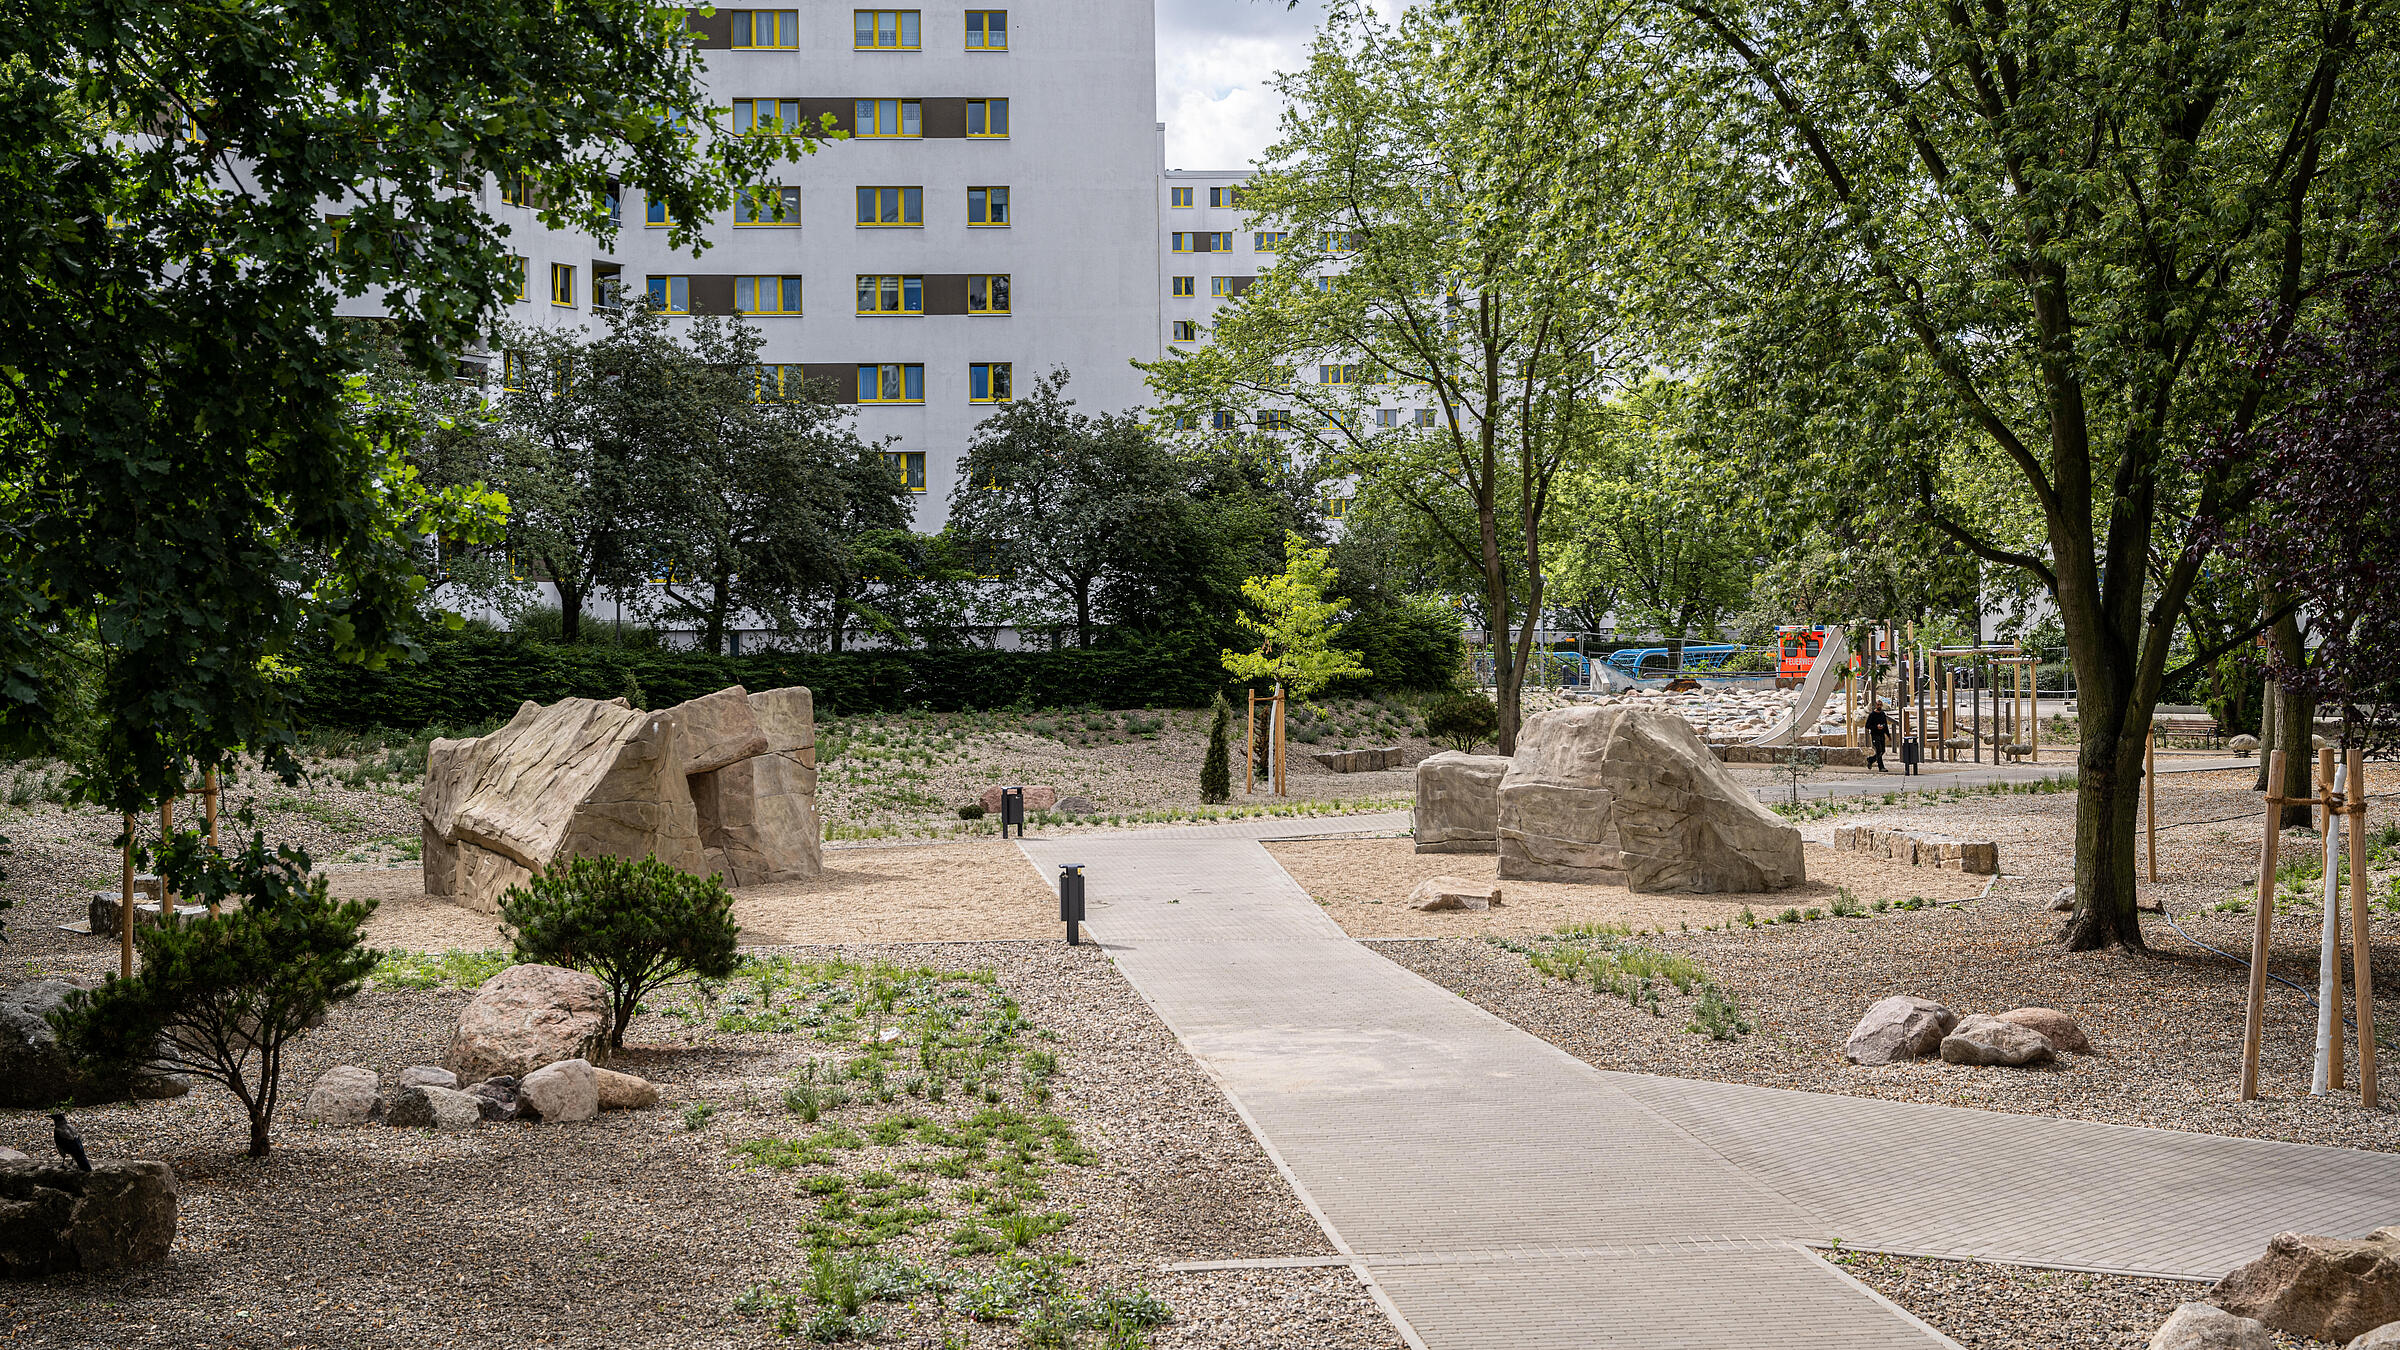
[1221, 534, 1370, 701]
[52, 836, 377, 1156]
[501, 854, 741, 1048]
[1424, 692, 1500, 752]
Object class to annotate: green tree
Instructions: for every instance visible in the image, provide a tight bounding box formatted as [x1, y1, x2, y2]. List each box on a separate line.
[1625, 0, 2394, 947]
[0, 0, 814, 808]
[1201, 693, 1235, 804]
[1221, 534, 1371, 701]
[53, 837, 377, 1157]
[1143, 2, 1638, 752]
[500, 854, 740, 1049]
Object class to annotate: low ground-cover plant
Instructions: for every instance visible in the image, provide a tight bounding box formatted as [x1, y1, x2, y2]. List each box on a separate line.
[1499, 924, 1720, 1023]
[501, 853, 740, 1048]
[370, 948, 508, 990]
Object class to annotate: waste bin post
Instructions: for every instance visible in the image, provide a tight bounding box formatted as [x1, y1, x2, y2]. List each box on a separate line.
[1058, 864, 1086, 946]
[1001, 786, 1026, 839]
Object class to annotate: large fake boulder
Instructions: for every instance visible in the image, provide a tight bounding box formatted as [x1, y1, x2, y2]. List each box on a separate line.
[1413, 752, 1511, 855]
[1844, 996, 1958, 1066]
[2146, 1303, 2270, 1350]
[519, 1058, 600, 1123]
[421, 684, 824, 911]
[0, 1160, 179, 1277]
[446, 964, 610, 1084]
[1495, 707, 1806, 893]
[2209, 1229, 2400, 1344]
[1939, 1013, 2057, 1067]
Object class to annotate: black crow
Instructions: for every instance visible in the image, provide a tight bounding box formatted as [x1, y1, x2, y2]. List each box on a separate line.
[50, 1112, 90, 1172]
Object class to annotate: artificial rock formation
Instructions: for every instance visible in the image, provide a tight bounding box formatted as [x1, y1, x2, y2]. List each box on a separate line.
[421, 684, 820, 912]
[2211, 1228, 2400, 1344]
[0, 1160, 178, 1278]
[1413, 751, 1512, 854]
[1496, 707, 1806, 893]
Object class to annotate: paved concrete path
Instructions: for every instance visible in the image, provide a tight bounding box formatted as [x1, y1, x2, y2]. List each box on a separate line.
[1020, 823, 2400, 1349]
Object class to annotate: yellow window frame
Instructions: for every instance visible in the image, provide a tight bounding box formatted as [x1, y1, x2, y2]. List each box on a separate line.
[966, 98, 1008, 138]
[732, 9, 799, 48]
[735, 186, 803, 226]
[855, 275, 923, 315]
[854, 9, 920, 49]
[967, 274, 1010, 315]
[966, 10, 1006, 48]
[549, 262, 575, 307]
[855, 98, 922, 138]
[736, 276, 804, 315]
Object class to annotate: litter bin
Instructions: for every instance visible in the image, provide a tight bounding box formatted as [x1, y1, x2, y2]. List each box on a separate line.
[1058, 864, 1086, 945]
[1000, 785, 1026, 838]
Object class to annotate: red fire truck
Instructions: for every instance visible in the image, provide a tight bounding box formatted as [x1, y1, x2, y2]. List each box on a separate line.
[1776, 626, 1826, 681]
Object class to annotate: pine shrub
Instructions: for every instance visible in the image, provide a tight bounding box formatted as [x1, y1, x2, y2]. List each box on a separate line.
[500, 854, 740, 1047]
[1200, 692, 1233, 803]
[1424, 691, 1501, 752]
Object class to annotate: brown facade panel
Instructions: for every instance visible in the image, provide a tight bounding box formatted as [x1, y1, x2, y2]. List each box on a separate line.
[920, 98, 969, 139]
[688, 274, 736, 316]
[920, 274, 970, 316]
[684, 9, 731, 48]
[794, 98, 855, 136]
[800, 363, 859, 402]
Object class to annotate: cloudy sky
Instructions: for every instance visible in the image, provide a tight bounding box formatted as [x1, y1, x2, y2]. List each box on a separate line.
[1155, 0, 1342, 171]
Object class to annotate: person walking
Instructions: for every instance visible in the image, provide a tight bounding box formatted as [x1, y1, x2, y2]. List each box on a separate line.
[1865, 699, 1891, 772]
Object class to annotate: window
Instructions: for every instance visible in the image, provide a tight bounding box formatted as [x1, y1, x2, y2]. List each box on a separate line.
[1324, 495, 1349, 519]
[885, 450, 927, 491]
[737, 275, 804, 314]
[549, 263, 575, 307]
[1171, 232, 1231, 253]
[1255, 231, 1286, 251]
[966, 98, 1008, 137]
[1210, 277, 1233, 298]
[1171, 276, 1194, 298]
[1210, 186, 1238, 207]
[856, 274, 924, 314]
[735, 186, 802, 225]
[1172, 413, 1196, 430]
[970, 362, 1013, 402]
[855, 98, 921, 137]
[1377, 408, 1399, 428]
[1414, 408, 1437, 427]
[732, 9, 799, 47]
[645, 196, 673, 227]
[1258, 409, 1292, 430]
[967, 274, 1010, 314]
[967, 186, 1009, 226]
[510, 256, 529, 301]
[858, 363, 925, 402]
[855, 10, 920, 48]
[1319, 364, 1364, 385]
[752, 364, 803, 401]
[501, 351, 526, 390]
[647, 276, 691, 313]
[966, 10, 1006, 48]
[1171, 320, 1199, 342]
[856, 185, 924, 226]
[1171, 186, 1193, 208]
[1211, 410, 1237, 431]
[734, 99, 805, 135]
[498, 175, 532, 207]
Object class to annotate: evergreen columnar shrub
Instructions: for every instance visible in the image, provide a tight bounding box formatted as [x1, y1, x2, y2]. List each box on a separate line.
[52, 834, 378, 1157]
[1200, 692, 1233, 804]
[500, 854, 741, 1047]
[1424, 691, 1501, 752]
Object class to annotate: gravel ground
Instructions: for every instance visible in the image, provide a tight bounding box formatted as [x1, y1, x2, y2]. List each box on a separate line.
[1831, 1252, 2336, 1350]
[0, 942, 1399, 1349]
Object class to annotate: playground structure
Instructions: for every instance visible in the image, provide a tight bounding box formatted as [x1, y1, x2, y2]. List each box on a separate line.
[2239, 747, 2377, 1107]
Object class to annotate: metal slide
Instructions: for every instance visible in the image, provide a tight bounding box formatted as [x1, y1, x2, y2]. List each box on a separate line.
[1745, 625, 1851, 747]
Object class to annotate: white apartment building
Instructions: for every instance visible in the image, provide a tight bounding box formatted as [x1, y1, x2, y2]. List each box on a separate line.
[485, 3, 1162, 529]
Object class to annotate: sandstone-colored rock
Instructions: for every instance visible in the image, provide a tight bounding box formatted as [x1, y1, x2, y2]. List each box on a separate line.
[0, 1147, 28, 1164]
[1314, 746, 1405, 773]
[399, 1065, 459, 1090]
[2230, 734, 2261, 756]
[593, 1067, 660, 1110]
[0, 1160, 178, 1276]
[2211, 1228, 2400, 1344]
[1496, 707, 1805, 893]
[2146, 1302, 2269, 1350]
[980, 784, 1059, 814]
[2350, 1318, 2400, 1348]
[519, 1058, 600, 1122]
[1407, 876, 1503, 912]
[1940, 1013, 2057, 1067]
[663, 685, 768, 775]
[446, 964, 609, 1084]
[749, 686, 816, 758]
[1844, 996, 1958, 1065]
[1413, 751, 1511, 854]
[1055, 795, 1097, 817]
[303, 1065, 381, 1124]
[386, 1084, 482, 1131]
[1997, 1007, 2091, 1054]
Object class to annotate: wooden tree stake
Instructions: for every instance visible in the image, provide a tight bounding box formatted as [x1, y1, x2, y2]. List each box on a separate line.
[204, 767, 222, 916]
[119, 813, 135, 980]
[2348, 748, 2378, 1108]
[2241, 750, 2288, 1101]
[2145, 729, 2158, 883]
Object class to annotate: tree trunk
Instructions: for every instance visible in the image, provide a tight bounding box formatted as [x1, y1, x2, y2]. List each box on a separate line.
[248, 1107, 271, 1157]
[2265, 611, 2315, 828]
[827, 592, 851, 652]
[1076, 581, 1094, 649]
[555, 575, 587, 644]
[2059, 692, 2151, 952]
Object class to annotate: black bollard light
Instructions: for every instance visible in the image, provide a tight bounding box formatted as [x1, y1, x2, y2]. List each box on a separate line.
[1001, 785, 1026, 838]
[1058, 863, 1086, 945]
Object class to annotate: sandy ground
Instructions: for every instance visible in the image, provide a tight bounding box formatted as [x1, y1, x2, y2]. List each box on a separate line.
[1267, 837, 1990, 937]
[328, 841, 1060, 953]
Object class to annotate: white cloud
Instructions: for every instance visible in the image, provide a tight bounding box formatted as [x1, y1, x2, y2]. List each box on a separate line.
[1154, 0, 1336, 171]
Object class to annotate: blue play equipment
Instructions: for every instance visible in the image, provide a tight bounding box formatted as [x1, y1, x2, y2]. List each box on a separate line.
[1602, 644, 1742, 677]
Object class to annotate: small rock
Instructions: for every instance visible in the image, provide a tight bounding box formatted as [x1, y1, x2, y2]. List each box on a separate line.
[2211, 1227, 2400, 1343]
[399, 1065, 458, 1090]
[2230, 734, 2261, 756]
[130, 1069, 192, 1099]
[2147, 1302, 2269, 1350]
[2353, 1320, 2400, 1349]
[1843, 996, 1958, 1066]
[876, 1027, 904, 1044]
[386, 1085, 482, 1131]
[593, 1067, 660, 1110]
[1407, 875, 1504, 912]
[1054, 795, 1097, 817]
[1998, 1006, 2092, 1054]
[2051, 885, 2076, 913]
[463, 1075, 521, 1122]
[446, 964, 610, 1084]
[0, 1160, 178, 1276]
[0, 1146, 29, 1164]
[303, 1065, 381, 1124]
[519, 1058, 599, 1123]
[1940, 1013, 2056, 1067]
